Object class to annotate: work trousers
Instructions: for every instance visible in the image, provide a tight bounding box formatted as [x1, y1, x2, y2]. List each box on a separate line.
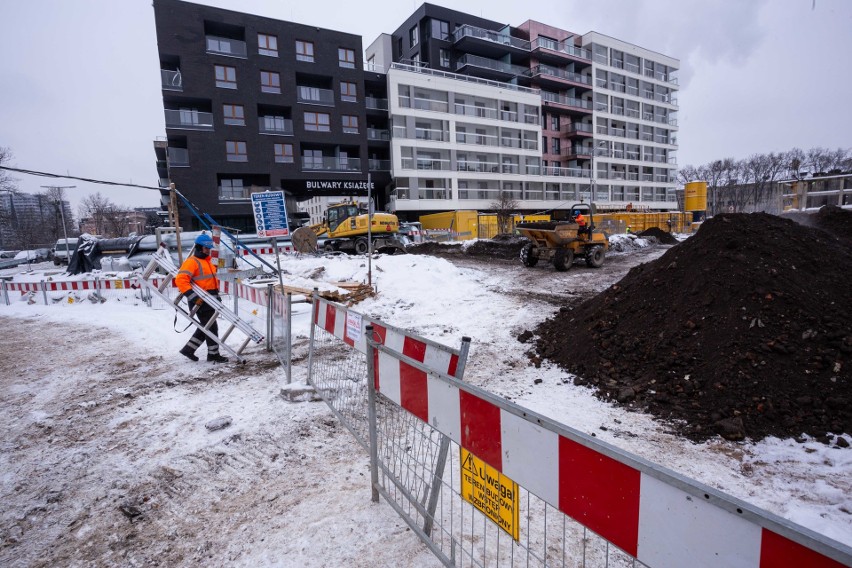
[184, 297, 220, 355]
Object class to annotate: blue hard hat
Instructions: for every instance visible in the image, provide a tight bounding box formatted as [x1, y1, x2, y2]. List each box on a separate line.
[195, 234, 215, 248]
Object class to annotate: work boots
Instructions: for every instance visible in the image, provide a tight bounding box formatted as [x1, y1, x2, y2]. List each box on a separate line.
[207, 353, 229, 363]
[180, 346, 199, 362]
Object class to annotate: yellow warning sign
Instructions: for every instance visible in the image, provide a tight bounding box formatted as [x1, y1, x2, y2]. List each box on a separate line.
[460, 448, 519, 541]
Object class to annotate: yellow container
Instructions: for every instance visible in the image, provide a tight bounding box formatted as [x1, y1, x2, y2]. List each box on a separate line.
[684, 181, 708, 212]
[419, 210, 479, 240]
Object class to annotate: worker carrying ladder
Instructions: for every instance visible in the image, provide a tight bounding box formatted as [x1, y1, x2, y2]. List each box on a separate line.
[137, 242, 265, 363]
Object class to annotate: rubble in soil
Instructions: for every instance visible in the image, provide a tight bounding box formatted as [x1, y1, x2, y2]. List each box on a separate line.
[636, 227, 679, 245]
[531, 210, 852, 442]
[407, 234, 528, 261]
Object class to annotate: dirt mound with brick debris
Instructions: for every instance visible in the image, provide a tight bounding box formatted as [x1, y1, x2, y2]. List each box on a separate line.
[407, 234, 528, 261]
[637, 227, 679, 245]
[531, 212, 852, 442]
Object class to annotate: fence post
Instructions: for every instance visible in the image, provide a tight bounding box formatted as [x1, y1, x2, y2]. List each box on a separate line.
[306, 288, 318, 384]
[286, 292, 292, 384]
[266, 283, 274, 352]
[233, 283, 239, 318]
[365, 324, 380, 503]
[40, 280, 48, 305]
[1, 280, 8, 306]
[94, 276, 103, 303]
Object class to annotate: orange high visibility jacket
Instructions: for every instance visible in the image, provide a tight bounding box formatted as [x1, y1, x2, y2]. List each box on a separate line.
[175, 254, 220, 295]
[575, 213, 587, 227]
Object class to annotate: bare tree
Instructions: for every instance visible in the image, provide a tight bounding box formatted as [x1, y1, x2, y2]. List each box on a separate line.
[78, 192, 113, 236]
[489, 191, 518, 235]
[0, 146, 18, 194]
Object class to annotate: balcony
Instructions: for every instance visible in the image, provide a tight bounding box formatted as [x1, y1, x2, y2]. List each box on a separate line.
[456, 132, 499, 147]
[218, 185, 271, 201]
[525, 165, 590, 178]
[564, 123, 594, 136]
[540, 92, 593, 113]
[564, 146, 593, 160]
[365, 96, 389, 111]
[454, 102, 498, 120]
[167, 147, 189, 167]
[457, 161, 500, 173]
[368, 159, 391, 171]
[367, 128, 390, 141]
[453, 25, 531, 58]
[164, 109, 214, 131]
[297, 86, 335, 106]
[206, 36, 247, 58]
[161, 69, 182, 91]
[259, 117, 293, 135]
[530, 38, 592, 63]
[301, 156, 362, 172]
[401, 157, 451, 171]
[524, 65, 592, 88]
[455, 54, 528, 81]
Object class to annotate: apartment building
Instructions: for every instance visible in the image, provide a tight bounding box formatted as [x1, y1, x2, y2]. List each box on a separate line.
[381, 3, 679, 216]
[153, 0, 679, 227]
[152, 0, 391, 231]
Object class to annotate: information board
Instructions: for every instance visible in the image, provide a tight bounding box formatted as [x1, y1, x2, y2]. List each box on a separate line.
[460, 448, 520, 540]
[251, 191, 290, 238]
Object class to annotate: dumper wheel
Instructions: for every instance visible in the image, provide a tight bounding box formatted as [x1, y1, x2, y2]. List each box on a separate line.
[585, 246, 605, 268]
[520, 243, 538, 267]
[354, 237, 370, 254]
[553, 248, 573, 271]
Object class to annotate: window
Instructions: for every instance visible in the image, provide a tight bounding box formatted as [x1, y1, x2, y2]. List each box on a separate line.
[303, 149, 323, 169]
[439, 49, 450, 68]
[551, 138, 561, 154]
[223, 104, 245, 126]
[220, 178, 245, 200]
[296, 40, 314, 62]
[260, 70, 281, 94]
[342, 115, 359, 134]
[409, 25, 419, 48]
[226, 140, 247, 162]
[274, 143, 294, 163]
[430, 19, 449, 41]
[338, 48, 355, 68]
[258, 33, 278, 56]
[261, 115, 289, 133]
[304, 111, 330, 132]
[340, 81, 357, 102]
[551, 115, 559, 131]
[214, 65, 236, 89]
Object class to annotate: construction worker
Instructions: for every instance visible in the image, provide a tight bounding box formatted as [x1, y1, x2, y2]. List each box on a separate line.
[573, 211, 586, 227]
[176, 234, 228, 363]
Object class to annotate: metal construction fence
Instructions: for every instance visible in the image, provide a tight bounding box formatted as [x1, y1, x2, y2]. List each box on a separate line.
[0, 274, 294, 377]
[308, 297, 852, 568]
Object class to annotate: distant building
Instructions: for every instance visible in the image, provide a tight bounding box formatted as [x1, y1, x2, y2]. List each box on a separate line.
[780, 173, 852, 211]
[0, 191, 73, 249]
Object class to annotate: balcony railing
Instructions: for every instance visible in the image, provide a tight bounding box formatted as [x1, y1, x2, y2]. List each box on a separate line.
[416, 127, 448, 142]
[457, 161, 500, 173]
[399, 95, 449, 113]
[401, 157, 451, 171]
[206, 36, 247, 58]
[297, 86, 335, 106]
[453, 25, 531, 51]
[389, 62, 540, 95]
[301, 157, 362, 171]
[541, 92, 593, 111]
[365, 96, 389, 110]
[525, 165, 591, 178]
[160, 69, 182, 91]
[218, 185, 271, 201]
[368, 159, 391, 171]
[164, 109, 214, 130]
[527, 65, 592, 85]
[259, 118, 293, 135]
[455, 54, 529, 77]
[167, 147, 189, 167]
[367, 128, 390, 141]
[456, 132, 498, 146]
[565, 123, 594, 135]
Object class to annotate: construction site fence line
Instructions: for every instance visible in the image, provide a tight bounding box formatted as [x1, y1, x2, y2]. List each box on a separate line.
[306, 294, 852, 568]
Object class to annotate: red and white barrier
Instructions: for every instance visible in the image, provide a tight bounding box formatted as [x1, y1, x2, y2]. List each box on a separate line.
[368, 348, 848, 568]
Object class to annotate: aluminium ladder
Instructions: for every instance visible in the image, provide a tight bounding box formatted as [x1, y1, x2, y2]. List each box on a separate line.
[137, 244, 265, 363]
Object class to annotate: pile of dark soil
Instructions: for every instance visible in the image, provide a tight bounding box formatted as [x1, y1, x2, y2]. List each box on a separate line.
[637, 227, 679, 245]
[531, 212, 852, 442]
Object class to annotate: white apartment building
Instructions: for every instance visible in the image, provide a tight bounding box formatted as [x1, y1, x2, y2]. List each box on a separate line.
[585, 33, 679, 210]
[386, 63, 597, 215]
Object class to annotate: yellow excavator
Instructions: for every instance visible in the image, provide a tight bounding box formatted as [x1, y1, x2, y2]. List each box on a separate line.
[291, 201, 407, 254]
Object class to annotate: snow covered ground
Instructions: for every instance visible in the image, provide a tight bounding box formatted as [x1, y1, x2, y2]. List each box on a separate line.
[0, 238, 849, 566]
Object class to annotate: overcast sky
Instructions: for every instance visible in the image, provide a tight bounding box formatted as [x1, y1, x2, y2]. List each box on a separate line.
[1, 0, 850, 214]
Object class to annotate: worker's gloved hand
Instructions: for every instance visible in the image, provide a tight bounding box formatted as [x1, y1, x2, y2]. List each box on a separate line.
[185, 291, 202, 306]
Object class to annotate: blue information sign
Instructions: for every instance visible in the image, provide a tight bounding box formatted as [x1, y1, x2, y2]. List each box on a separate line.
[251, 191, 290, 238]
